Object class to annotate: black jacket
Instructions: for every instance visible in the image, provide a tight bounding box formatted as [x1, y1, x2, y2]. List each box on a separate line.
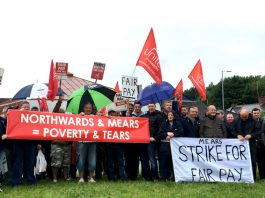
[199, 115, 227, 138]
[0, 116, 6, 151]
[224, 120, 235, 138]
[158, 119, 184, 140]
[142, 110, 163, 139]
[254, 118, 264, 140]
[232, 114, 258, 140]
[181, 116, 200, 138]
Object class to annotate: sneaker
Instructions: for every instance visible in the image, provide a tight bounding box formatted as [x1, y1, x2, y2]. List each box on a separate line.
[78, 178, 84, 184]
[88, 178, 96, 183]
[53, 179, 57, 183]
[64, 177, 71, 181]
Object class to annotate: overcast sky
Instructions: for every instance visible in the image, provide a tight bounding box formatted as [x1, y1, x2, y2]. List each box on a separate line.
[0, 0, 265, 98]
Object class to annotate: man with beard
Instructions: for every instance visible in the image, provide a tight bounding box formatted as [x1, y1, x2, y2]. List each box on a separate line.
[180, 106, 188, 118]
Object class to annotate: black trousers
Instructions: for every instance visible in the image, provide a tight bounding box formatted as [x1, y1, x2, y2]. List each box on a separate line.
[159, 142, 173, 180]
[257, 141, 265, 179]
[249, 141, 257, 181]
[125, 144, 139, 180]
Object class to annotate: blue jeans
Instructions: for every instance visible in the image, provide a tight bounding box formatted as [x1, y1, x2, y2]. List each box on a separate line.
[77, 142, 96, 172]
[147, 142, 159, 180]
[11, 141, 36, 186]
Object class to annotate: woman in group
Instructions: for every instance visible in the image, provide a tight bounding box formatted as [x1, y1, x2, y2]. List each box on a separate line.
[76, 102, 97, 183]
[158, 111, 184, 181]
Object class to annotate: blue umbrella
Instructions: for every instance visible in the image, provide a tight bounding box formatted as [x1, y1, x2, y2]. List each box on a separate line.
[13, 82, 65, 100]
[137, 81, 174, 106]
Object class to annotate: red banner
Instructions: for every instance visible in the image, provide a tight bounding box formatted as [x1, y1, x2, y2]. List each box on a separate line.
[136, 28, 162, 84]
[6, 110, 150, 143]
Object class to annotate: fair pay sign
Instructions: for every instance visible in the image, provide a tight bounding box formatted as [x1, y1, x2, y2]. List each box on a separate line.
[121, 76, 138, 99]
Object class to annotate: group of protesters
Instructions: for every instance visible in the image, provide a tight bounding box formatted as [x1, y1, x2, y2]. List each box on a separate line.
[0, 96, 265, 189]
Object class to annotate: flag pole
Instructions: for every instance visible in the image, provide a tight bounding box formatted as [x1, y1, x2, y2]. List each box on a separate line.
[132, 66, 137, 77]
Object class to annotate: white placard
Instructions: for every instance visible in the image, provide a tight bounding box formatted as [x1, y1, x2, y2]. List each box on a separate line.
[170, 138, 254, 183]
[121, 75, 138, 99]
[0, 68, 4, 85]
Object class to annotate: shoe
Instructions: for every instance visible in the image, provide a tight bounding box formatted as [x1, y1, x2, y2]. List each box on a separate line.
[78, 178, 84, 184]
[88, 178, 96, 183]
[64, 177, 71, 181]
[53, 179, 57, 183]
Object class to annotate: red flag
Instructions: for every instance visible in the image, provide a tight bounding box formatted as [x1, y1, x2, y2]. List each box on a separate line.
[136, 28, 162, 84]
[98, 106, 107, 116]
[188, 59, 206, 101]
[173, 79, 183, 109]
[37, 98, 49, 112]
[114, 81, 121, 93]
[47, 59, 58, 100]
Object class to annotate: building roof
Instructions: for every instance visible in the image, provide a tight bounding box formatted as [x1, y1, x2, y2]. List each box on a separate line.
[0, 72, 95, 112]
[226, 103, 265, 114]
[60, 72, 94, 99]
[182, 100, 208, 118]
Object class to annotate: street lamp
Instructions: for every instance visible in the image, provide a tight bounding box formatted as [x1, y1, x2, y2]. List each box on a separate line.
[221, 70, 232, 111]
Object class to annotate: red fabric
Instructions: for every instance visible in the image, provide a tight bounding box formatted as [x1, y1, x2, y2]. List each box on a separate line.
[188, 59, 206, 101]
[38, 98, 49, 112]
[173, 79, 183, 110]
[114, 81, 121, 93]
[6, 110, 150, 143]
[98, 106, 107, 116]
[47, 59, 58, 100]
[136, 28, 162, 84]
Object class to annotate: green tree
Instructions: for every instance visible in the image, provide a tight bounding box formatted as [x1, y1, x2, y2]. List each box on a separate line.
[184, 75, 265, 109]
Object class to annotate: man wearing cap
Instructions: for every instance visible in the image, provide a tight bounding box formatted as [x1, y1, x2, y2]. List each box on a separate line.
[216, 110, 225, 121]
